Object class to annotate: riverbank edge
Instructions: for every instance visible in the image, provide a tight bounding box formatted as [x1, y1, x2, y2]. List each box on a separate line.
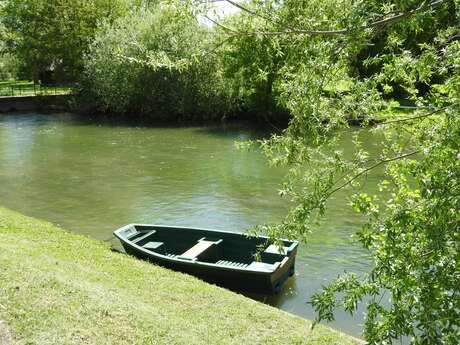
[0, 94, 71, 113]
[0, 207, 362, 345]
[0, 91, 408, 129]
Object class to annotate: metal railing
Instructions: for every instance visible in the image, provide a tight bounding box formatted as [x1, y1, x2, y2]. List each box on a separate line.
[0, 81, 72, 97]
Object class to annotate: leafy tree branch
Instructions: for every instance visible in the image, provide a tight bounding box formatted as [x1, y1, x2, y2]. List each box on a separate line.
[326, 150, 420, 198]
[381, 103, 458, 124]
[220, 0, 447, 37]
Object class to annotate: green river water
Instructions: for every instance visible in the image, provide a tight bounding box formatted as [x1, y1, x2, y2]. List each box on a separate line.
[0, 112, 385, 337]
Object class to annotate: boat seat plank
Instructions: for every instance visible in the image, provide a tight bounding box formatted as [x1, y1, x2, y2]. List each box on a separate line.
[131, 230, 157, 244]
[247, 261, 276, 272]
[126, 231, 141, 240]
[264, 244, 288, 255]
[142, 241, 164, 251]
[217, 260, 248, 268]
[179, 240, 215, 260]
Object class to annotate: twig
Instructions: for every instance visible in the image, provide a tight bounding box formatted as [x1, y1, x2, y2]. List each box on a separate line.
[200, 36, 234, 57]
[225, 0, 285, 28]
[318, 42, 347, 94]
[226, 0, 270, 21]
[219, 0, 446, 37]
[444, 31, 460, 45]
[326, 150, 420, 197]
[203, 15, 239, 34]
[370, 0, 443, 27]
[381, 104, 456, 125]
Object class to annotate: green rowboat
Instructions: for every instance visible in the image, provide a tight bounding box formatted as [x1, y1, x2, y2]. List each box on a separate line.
[114, 224, 298, 294]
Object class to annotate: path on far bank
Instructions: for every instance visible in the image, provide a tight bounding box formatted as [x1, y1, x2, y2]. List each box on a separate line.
[0, 207, 361, 345]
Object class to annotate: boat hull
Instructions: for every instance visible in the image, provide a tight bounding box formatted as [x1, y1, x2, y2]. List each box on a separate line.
[114, 224, 298, 294]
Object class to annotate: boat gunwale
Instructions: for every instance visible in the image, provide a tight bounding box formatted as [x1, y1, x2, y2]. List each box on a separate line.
[114, 223, 298, 275]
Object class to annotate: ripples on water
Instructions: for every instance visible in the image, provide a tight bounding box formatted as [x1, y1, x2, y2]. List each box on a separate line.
[0, 112, 385, 337]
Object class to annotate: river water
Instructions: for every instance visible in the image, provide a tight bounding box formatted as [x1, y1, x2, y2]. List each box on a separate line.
[0, 112, 384, 337]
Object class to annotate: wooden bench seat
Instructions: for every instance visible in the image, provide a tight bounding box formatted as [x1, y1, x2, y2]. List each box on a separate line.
[142, 241, 164, 252]
[264, 244, 288, 255]
[216, 260, 248, 268]
[247, 261, 277, 272]
[179, 240, 215, 260]
[130, 230, 157, 244]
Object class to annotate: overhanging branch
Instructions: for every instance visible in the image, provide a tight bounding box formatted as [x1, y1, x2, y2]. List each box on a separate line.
[220, 0, 446, 37]
[203, 14, 240, 34]
[326, 150, 420, 197]
[381, 103, 457, 125]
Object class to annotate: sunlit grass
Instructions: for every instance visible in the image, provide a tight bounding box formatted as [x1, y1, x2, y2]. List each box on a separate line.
[0, 80, 72, 97]
[0, 207, 361, 345]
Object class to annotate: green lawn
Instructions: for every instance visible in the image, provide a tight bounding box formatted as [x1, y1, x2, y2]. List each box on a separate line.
[0, 207, 361, 345]
[0, 80, 72, 97]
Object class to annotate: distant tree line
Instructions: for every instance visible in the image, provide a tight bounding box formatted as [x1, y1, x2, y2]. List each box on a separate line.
[1, 0, 452, 122]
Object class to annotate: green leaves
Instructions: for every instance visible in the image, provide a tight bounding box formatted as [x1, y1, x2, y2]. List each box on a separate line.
[310, 109, 460, 343]
[1, 0, 138, 81]
[218, 1, 460, 343]
[82, 2, 235, 120]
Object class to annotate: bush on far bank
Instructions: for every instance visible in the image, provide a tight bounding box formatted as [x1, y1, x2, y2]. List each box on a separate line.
[80, 3, 237, 122]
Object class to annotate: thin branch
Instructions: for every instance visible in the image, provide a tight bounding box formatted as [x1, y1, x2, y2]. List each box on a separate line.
[225, 0, 290, 30]
[203, 14, 239, 34]
[225, 0, 275, 24]
[370, 0, 443, 27]
[381, 104, 456, 125]
[444, 31, 460, 44]
[200, 36, 234, 57]
[219, 0, 446, 37]
[224, 0, 346, 36]
[326, 150, 420, 197]
[318, 42, 347, 94]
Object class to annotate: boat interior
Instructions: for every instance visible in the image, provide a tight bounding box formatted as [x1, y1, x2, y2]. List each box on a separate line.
[120, 224, 296, 271]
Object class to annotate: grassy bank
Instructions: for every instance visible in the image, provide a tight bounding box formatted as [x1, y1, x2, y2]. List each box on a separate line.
[0, 207, 360, 345]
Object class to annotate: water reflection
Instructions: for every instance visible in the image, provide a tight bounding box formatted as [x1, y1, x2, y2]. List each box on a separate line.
[0, 112, 383, 337]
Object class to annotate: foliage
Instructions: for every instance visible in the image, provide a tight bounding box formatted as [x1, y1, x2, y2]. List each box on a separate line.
[0, 0, 142, 82]
[214, 0, 365, 127]
[214, 13, 287, 122]
[81, 2, 234, 121]
[213, 0, 460, 343]
[351, 0, 458, 97]
[0, 50, 19, 80]
[0, 5, 17, 79]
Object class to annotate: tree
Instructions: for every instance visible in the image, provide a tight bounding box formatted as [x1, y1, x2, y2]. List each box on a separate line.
[81, 1, 234, 121]
[214, 0, 459, 343]
[1, 0, 141, 82]
[0, 6, 18, 80]
[213, 12, 288, 122]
